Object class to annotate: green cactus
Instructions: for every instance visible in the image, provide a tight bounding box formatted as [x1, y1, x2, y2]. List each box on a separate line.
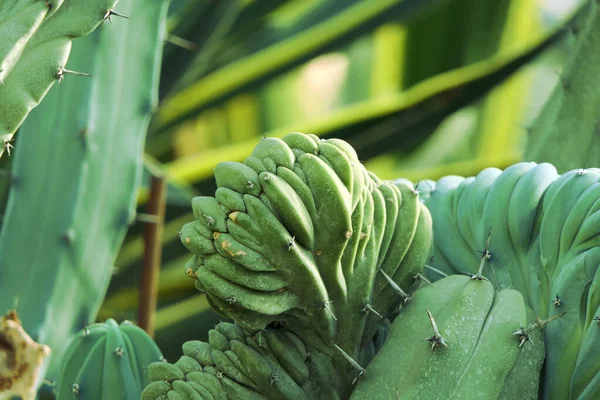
[0, 0, 169, 384]
[0, 0, 121, 158]
[179, 132, 432, 396]
[54, 319, 164, 400]
[525, 0, 600, 172]
[142, 321, 342, 400]
[417, 164, 600, 400]
[351, 275, 547, 399]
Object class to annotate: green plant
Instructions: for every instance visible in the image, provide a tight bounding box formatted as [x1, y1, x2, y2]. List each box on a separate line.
[0, 0, 121, 157]
[0, 0, 169, 387]
[350, 275, 547, 399]
[55, 319, 163, 400]
[416, 163, 600, 399]
[177, 132, 432, 398]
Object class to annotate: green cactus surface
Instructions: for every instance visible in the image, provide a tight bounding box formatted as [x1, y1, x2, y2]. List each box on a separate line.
[351, 275, 545, 400]
[142, 321, 342, 400]
[0, 0, 169, 384]
[0, 0, 120, 158]
[416, 163, 600, 400]
[179, 132, 433, 396]
[55, 319, 164, 400]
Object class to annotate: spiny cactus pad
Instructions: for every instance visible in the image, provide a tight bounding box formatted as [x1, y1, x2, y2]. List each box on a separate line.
[0, 0, 121, 157]
[351, 275, 546, 400]
[180, 133, 432, 394]
[417, 163, 600, 400]
[55, 319, 163, 400]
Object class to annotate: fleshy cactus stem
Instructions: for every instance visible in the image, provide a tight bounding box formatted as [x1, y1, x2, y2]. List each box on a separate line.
[525, 0, 600, 171]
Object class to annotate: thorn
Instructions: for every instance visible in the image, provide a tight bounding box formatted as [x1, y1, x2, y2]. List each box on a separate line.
[318, 301, 337, 321]
[113, 346, 124, 357]
[514, 311, 567, 347]
[411, 182, 420, 197]
[552, 295, 562, 308]
[61, 229, 75, 246]
[594, 316, 600, 325]
[470, 227, 492, 280]
[41, 379, 55, 388]
[3, 137, 14, 156]
[379, 269, 410, 303]
[331, 342, 365, 384]
[413, 273, 432, 285]
[103, 9, 129, 22]
[286, 236, 295, 251]
[226, 296, 236, 305]
[269, 373, 279, 385]
[72, 383, 80, 394]
[361, 304, 383, 319]
[424, 264, 448, 278]
[575, 168, 587, 176]
[55, 66, 91, 83]
[423, 309, 447, 350]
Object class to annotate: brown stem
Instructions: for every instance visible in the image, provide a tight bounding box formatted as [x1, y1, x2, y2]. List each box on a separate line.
[138, 174, 167, 337]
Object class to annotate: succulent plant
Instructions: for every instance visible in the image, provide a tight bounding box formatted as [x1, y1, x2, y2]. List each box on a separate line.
[54, 319, 163, 400]
[350, 275, 549, 399]
[416, 163, 600, 400]
[143, 321, 344, 400]
[0, 0, 121, 158]
[178, 132, 432, 397]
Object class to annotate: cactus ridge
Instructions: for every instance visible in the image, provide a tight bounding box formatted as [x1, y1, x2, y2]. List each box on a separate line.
[55, 319, 164, 400]
[417, 163, 600, 400]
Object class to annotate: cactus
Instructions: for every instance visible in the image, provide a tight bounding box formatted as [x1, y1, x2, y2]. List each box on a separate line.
[417, 164, 600, 400]
[350, 275, 549, 399]
[142, 321, 343, 400]
[0, 310, 51, 400]
[0, 0, 121, 158]
[0, 0, 169, 384]
[54, 319, 163, 400]
[525, 0, 600, 172]
[178, 132, 432, 396]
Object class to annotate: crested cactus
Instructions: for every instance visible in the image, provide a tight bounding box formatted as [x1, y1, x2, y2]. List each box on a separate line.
[350, 275, 548, 399]
[416, 164, 600, 400]
[54, 319, 163, 400]
[142, 321, 341, 400]
[0, 0, 121, 158]
[179, 132, 432, 396]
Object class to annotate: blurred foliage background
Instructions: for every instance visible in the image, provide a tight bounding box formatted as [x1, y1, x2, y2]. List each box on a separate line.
[93, 0, 581, 361]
